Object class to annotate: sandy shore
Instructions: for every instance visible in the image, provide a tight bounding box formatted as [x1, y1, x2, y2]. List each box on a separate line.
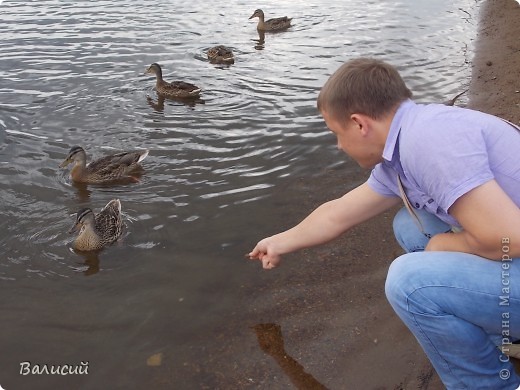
[150, 1, 520, 389]
[468, 0, 520, 125]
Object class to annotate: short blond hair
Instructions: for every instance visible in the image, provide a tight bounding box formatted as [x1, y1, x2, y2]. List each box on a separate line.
[317, 58, 412, 121]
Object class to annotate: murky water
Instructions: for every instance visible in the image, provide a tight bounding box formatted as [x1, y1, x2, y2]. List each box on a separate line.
[0, 0, 477, 388]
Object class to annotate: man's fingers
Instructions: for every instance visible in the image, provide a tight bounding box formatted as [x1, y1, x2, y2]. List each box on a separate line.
[246, 248, 264, 260]
[262, 257, 276, 269]
[246, 246, 278, 269]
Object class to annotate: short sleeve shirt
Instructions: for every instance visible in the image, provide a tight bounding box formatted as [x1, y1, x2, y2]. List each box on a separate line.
[367, 100, 520, 227]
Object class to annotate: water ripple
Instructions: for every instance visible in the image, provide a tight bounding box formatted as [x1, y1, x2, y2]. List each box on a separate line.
[0, 0, 477, 279]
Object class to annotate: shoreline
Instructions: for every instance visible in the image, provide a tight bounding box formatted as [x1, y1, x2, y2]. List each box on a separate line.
[468, 0, 520, 124]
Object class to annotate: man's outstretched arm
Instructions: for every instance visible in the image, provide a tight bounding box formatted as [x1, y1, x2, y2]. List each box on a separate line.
[248, 182, 401, 269]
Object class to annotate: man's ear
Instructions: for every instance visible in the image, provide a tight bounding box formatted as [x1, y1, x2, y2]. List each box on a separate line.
[350, 113, 371, 136]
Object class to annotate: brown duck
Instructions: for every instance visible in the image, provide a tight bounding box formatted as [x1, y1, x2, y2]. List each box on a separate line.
[69, 199, 123, 251]
[60, 146, 149, 184]
[249, 9, 292, 31]
[207, 45, 234, 65]
[145, 63, 201, 99]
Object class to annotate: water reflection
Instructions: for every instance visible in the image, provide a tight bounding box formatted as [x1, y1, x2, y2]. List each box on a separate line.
[71, 249, 101, 276]
[146, 94, 205, 111]
[71, 181, 91, 202]
[253, 30, 266, 50]
[146, 95, 166, 112]
[252, 323, 328, 390]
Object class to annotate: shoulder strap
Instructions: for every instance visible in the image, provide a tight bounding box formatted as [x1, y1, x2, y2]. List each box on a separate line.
[500, 118, 520, 132]
[396, 174, 427, 235]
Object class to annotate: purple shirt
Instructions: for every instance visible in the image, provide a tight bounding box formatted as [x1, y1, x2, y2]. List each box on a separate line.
[367, 100, 520, 227]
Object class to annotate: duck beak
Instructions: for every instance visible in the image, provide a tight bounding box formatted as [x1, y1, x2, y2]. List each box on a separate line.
[68, 221, 81, 234]
[59, 158, 72, 168]
[249, 13, 255, 19]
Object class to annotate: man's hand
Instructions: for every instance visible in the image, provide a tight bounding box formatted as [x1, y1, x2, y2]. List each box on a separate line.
[248, 236, 283, 269]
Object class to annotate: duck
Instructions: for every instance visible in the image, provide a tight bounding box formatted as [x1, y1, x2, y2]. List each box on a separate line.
[249, 9, 292, 32]
[145, 63, 201, 99]
[60, 146, 149, 184]
[207, 45, 235, 65]
[69, 199, 123, 251]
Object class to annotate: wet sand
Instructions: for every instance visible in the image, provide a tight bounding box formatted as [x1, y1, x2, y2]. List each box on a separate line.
[150, 1, 520, 388]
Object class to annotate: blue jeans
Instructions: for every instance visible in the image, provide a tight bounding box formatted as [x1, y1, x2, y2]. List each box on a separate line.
[386, 207, 520, 389]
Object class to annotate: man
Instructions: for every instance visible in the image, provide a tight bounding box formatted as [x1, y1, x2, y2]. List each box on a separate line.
[248, 58, 520, 389]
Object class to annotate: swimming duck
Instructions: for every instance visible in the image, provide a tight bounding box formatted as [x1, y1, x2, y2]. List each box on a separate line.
[69, 199, 123, 251]
[145, 63, 201, 99]
[207, 45, 235, 65]
[60, 146, 149, 184]
[249, 9, 292, 32]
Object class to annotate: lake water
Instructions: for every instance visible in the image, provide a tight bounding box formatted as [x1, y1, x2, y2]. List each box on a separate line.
[0, 0, 477, 388]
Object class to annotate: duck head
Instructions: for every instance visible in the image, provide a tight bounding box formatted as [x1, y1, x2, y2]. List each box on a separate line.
[145, 63, 163, 78]
[249, 9, 264, 20]
[68, 207, 94, 234]
[60, 146, 87, 168]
